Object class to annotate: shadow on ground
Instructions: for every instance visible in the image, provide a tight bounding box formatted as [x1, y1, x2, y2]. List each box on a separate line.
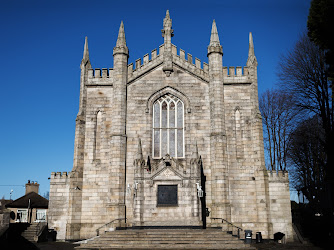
[251, 241, 324, 250]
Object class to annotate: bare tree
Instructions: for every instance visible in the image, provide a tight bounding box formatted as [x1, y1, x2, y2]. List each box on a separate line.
[259, 88, 298, 171]
[288, 116, 326, 209]
[278, 32, 333, 168]
[278, 32, 333, 209]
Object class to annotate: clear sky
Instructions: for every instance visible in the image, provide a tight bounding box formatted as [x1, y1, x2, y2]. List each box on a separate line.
[0, 0, 310, 200]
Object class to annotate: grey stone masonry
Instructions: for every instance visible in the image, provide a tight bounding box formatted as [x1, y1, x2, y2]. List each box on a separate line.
[48, 10, 293, 242]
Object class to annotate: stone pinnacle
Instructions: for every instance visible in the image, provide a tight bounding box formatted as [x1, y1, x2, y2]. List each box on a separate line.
[83, 36, 89, 61]
[116, 21, 127, 48]
[136, 138, 143, 160]
[192, 141, 199, 159]
[209, 20, 220, 46]
[166, 10, 170, 20]
[248, 32, 254, 57]
[247, 32, 257, 66]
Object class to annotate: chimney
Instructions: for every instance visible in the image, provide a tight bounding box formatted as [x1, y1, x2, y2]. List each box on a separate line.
[25, 180, 39, 194]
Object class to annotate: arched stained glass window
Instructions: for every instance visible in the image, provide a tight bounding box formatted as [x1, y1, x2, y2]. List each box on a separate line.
[153, 94, 184, 158]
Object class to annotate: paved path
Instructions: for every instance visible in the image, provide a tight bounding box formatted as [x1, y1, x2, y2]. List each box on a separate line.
[0, 240, 323, 250]
[34, 241, 325, 250]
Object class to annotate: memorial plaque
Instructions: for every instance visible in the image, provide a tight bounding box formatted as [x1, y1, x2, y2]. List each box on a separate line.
[157, 185, 178, 206]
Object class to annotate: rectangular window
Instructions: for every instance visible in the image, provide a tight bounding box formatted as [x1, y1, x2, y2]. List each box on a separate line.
[157, 185, 178, 206]
[16, 209, 28, 222]
[36, 209, 46, 222]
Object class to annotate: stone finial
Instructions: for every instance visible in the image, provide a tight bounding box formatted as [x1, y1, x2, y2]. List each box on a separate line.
[81, 36, 91, 67]
[209, 20, 220, 46]
[192, 141, 199, 159]
[246, 32, 257, 66]
[116, 21, 126, 47]
[162, 10, 173, 76]
[165, 10, 170, 21]
[162, 10, 174, 39]
[136, 138, 143, 160]
[83, 37, 89, 60]
[207, 20, 223, 56]
[113, 21, 129, 56]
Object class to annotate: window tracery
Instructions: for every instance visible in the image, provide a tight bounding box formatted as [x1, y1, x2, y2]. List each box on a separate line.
[153, 94, 184, 158]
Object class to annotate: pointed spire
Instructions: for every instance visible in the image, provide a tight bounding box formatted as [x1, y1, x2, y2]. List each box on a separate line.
[248, 32, 254, 57]
[166, 10, 170, 20]
[207, 20, 223, 56]
[83, 36, 89, 60]
[247, 32, 257, 66]
[81, 36, 90, 66]
[136, 138, 143, 160]
[113, 21, 129, 56]
[116, 21, 126, 47]
[210, 20, 220, 46]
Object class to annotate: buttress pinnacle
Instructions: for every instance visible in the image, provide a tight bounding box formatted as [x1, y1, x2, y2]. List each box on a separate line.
[207, 20, 223, 56]
[83, 37, 89, 60]
[116, 21, 127, 48]
[136, 138, 143, 160]
[247, 32, 257, 66]
[81, 36, 91, 67]
[209, 20, 220, 46]
[192, 141, 199, 159]
[113, 21, 129, 56]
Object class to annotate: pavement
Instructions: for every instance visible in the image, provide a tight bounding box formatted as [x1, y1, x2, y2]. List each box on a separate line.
[33, 240, 325, 250]
[0, 239, 326, 250]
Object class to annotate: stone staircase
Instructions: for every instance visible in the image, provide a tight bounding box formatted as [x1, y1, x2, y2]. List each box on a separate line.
[21, 223, 39, 242]
[76, 229, 256, 249]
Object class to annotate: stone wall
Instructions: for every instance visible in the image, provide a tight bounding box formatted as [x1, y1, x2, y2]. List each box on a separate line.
[268, 170, 294, 241]
[78, 87, 115, 239]
[48, 172, 70, 240]
[0, 211, 10, 236]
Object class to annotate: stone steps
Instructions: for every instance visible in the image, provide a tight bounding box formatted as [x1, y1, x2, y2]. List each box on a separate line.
[76, 229, 255, 249]
[21, 224, 39, 242]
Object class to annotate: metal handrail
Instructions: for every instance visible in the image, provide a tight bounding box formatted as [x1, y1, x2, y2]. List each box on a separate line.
[96, 218, 126, 236]
[35, 221, 47, 238]
[211, 217, 243, 239]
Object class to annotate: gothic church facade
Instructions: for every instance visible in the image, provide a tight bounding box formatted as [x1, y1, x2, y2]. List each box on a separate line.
[48, 11, 293, 241]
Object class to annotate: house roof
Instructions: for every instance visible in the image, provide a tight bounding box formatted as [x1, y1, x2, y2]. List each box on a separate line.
[6, 192, 48, 209]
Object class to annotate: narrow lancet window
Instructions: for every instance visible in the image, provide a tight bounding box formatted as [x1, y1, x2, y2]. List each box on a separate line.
[94, 111, 102, 160]
[153, 94, 184, 158]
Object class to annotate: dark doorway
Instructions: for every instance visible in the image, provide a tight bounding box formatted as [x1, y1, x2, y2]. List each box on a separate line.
[200, 156, 207, 229]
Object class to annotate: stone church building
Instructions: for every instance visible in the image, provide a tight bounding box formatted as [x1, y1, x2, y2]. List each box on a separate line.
[48, 11, 293, 241]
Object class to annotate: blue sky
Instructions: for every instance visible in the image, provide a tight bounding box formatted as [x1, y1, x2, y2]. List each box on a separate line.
[0, 0, 310, 200]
